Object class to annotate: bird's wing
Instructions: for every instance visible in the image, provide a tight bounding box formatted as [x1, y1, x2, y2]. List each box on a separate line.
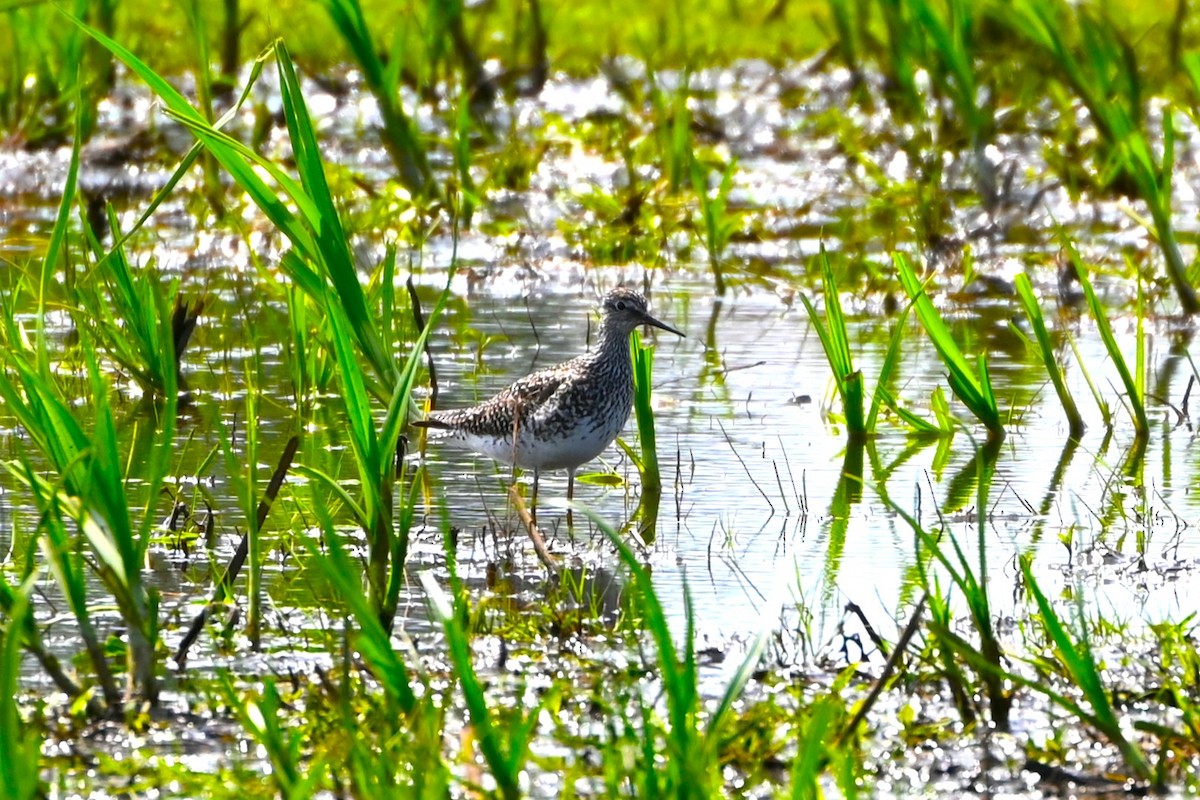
[498, 363, 573, 413]
[420, 361, 576, 438]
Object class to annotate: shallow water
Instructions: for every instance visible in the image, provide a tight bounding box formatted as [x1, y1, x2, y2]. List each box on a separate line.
[408, 276, 1200, 649]
[0, 63, 1196, 681]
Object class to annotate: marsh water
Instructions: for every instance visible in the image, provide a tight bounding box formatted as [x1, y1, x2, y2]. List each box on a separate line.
[1, 63, 1196, 683]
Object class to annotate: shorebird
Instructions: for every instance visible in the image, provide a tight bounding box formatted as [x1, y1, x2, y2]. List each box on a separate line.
[413, 287, 684, 522]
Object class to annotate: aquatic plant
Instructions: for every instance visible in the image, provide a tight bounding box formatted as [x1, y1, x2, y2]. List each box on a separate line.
[905, 442, 1010, 728]
[320, 0, 436, 197]
[1013, 273, 1086, 439]
[423, 573, 534, 800]
[0, 578, 41, 800]
[576, 505, 770, 798]
[652, 69, 695, 196]
[231, 677, 327, 799]
[999, 1, 1198, 313]
[895, 252, 1004, 440]
[628, 329, 664, 495]
[0, 339, 176, 710]
[1018, 557, 1154, 783]
[218, 357, 266, 647]
[802, 248, 927, 442]
[77, 209, 195, 401]
[691, 157, 739, 297]
[297, 284, 445, 632]
[0, 0, 112, 145]
[802, 248, 866, 440]
[76, 24, 403, 400]
[1063, 240, 1148, 436]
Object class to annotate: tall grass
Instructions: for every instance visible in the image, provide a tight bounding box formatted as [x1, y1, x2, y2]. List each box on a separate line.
[575, 504, 770, 797]
[77, 209, 187, 400]
[803, 247, 915, 441]
[0, 0, 110, 144]
[629, 330, 663, 495]
[298, 289, 443, 632]
[899, 442, 1010, 728]
[320, 0, 436, 197]
[218, 359, 265, 647]
[12, 112, 177, 706]
[691, 158, 739, 297]
[422, 573, 533, 800]
[1018, 557, 1154, 783]
[803, 248, 865, 440]
[232, 677, 327, 799]
[0, 335, 176, 710]
[75, 22, 402, 400]
[1000, 1, 1198, 314]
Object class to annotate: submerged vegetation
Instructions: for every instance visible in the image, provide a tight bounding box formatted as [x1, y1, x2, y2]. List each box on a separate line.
[2, 0, 1200, 796]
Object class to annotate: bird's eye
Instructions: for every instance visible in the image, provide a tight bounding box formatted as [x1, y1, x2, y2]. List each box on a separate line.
[616, 300, 627, 311]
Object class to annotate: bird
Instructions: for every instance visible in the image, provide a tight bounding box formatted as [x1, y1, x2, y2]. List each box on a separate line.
[413, 287, 685, 523]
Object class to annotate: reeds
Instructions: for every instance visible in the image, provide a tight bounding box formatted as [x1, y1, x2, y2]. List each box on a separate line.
[692, 159, 739, 297]
[0, 338, 175, 709]
[422, 573, 529, 800]
[76, 22, 401, 399]
[906, 444, 1010, 728]
[578, 505, 770, 797]
[803, 247, 866, 440]
[803, 247, 923, 441]
[1018, 557, 1154, 782]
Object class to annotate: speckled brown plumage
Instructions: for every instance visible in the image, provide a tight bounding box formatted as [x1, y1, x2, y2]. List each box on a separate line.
[414, 287, 684, 508]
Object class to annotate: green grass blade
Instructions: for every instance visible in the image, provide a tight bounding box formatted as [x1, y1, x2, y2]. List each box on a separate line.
[630, 330, 662, 493]
[1020, 556, 1152, 780]
[801, 246, 865, 438]
[1062, 240, 1147, 435]
[0, 575, 41, 800]
[895, 252, 1002, 436]
[1013, 273, 1085, 439]
[420, 572, 522, 800]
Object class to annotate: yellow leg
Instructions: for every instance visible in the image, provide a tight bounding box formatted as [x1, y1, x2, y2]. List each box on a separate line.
[530, 470, 540, 528]
[566, 469, 575, 529]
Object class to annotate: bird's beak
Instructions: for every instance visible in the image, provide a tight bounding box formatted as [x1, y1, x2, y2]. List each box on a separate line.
[641, 312, 685, 338]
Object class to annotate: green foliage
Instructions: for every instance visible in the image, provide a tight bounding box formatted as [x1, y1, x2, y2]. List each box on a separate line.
[320, 0, 435, 197]
[802, 248, 866, 439]
[574, 505, 770, 798]
[629, 330, 662, 493]
[0, 338, 175, 711]
[75, 23, 400, 398]
[998, 1, 1198, 313]
[76, 210, 184, 400]
[422, 573, 535, 800]
[902, 442, 1010, 728]
[233, 677, 327, 799]
[691, 157, 740, 296]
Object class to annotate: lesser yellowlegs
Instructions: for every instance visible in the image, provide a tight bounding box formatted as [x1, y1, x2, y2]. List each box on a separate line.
[414, 287, 684, 521]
